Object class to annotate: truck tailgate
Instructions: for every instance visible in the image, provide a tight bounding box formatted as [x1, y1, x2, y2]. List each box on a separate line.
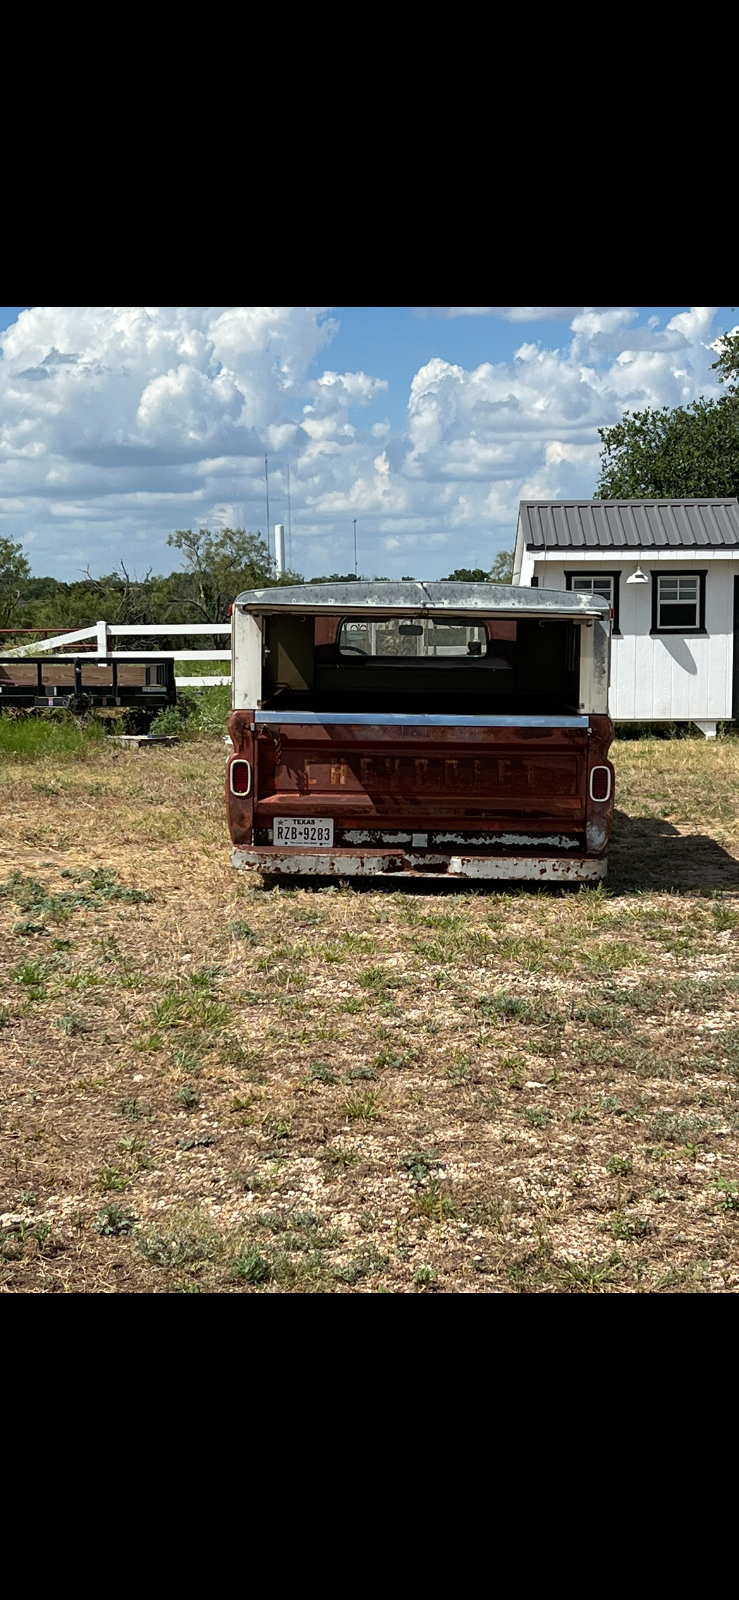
[231, 713, 599, 834]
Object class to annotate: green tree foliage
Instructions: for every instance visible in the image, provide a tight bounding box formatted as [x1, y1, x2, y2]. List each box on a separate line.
[166, 527, 300, 621]
[308, 572, 364, 583]
[595, 323, 739, 500]
[0, 528, 301, 639]
[445, 551, 514, 583]
[1, 531, 517, 638]
[711, 328, 739, 394]
[489, 550, 514, 582]
[0, 536, 31, 624]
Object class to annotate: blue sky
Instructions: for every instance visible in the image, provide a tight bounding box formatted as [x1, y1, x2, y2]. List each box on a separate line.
[0, 306, 733, 581]
[318, 307, 702, 432]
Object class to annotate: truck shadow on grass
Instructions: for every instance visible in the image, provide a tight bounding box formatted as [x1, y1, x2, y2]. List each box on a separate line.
[608, 810, 739, 892]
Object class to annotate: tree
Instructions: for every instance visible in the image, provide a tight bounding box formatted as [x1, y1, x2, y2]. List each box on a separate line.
[7, 565, 168, 635]
[308, 572, 364, 583]
[595, 398, 739, 500]
[0, 528, 308, 639]
[444, 551, 514, 583]
[166, 528, 301, 622]
[595, 324, 739, 499]
[488, 549, 514, 583]
[0, 536, 31, 625]
[712, 327, 739, 394]
[80, 562, 156, 625]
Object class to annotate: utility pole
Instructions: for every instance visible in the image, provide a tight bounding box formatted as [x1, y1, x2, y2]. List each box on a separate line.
[353, 518, 357, 577]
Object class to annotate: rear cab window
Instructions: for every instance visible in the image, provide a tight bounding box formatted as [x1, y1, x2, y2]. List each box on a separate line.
[339, 617, 491, 658]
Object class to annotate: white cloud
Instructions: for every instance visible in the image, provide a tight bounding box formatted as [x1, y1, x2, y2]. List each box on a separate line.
[0, 305, 729, 580]
[389, 311, 725, 546]
[573, 306, 720, 356]
[666, 306, 719, 343]
[593, 330, 688, 353]
[498, 308, 590, 323]
[314, 370, 387, 404]
[417, 308, 588, 321]
[571, 308, 638, 339]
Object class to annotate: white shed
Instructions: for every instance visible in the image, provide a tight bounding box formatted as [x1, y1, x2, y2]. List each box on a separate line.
[512, 499, 739, 736]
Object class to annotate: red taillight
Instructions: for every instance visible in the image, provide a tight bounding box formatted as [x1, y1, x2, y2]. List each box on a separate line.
[230, 759, 252, 796]
[589, 766, 611, 802]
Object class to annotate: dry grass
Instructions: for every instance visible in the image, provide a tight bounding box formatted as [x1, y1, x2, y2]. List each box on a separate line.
[3, 732, 739, 1294]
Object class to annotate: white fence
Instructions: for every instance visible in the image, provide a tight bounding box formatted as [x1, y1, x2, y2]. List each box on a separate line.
[0, 621, 232, 687]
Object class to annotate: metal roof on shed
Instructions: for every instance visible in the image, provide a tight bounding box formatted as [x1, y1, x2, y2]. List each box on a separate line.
[519, 500, 739, 550]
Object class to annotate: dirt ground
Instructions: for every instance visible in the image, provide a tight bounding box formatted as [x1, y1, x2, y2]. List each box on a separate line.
[3, 732, 739, 1294]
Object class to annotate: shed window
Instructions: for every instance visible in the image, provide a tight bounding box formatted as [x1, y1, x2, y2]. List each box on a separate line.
[565, 571, 620, 634]
[652, 572, 706, 633]
[572, 575, 613, 605]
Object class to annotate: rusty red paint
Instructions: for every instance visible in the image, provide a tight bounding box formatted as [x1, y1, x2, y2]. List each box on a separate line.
[226, 711, 615, 865]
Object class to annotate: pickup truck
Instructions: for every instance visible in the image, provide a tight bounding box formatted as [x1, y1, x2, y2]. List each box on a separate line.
[225, 581, 614, 882]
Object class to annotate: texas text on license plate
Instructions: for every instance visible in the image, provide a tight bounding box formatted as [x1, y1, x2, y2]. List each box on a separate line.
[274, 817, 334, 847]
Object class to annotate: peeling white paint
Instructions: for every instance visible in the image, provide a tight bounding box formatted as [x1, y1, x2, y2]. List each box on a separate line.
[233, 849, 403, 875]
[586, 818, 608, 853]
[434, 832, 580, 848]
[232, 848, 607, 882]
[343, 830, 411, 844]
[447, 855, 606, 881]
[405, 854, 450, 866]
[341, 829, 581, 849]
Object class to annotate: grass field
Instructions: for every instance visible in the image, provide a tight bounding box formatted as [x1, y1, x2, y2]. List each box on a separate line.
[3, 727, 739, 1293]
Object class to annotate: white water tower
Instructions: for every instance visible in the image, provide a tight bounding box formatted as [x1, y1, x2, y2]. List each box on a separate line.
[275, 524, 286, 576]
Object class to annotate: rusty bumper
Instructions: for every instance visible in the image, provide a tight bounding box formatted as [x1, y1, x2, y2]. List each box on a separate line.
[232, 846, 607, 881]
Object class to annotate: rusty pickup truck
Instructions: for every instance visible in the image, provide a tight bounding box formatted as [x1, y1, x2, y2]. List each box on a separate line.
[225, 581, 614, 882]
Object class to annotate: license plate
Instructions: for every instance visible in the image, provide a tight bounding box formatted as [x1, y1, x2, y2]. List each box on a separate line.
[274, 817, 334, 847]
